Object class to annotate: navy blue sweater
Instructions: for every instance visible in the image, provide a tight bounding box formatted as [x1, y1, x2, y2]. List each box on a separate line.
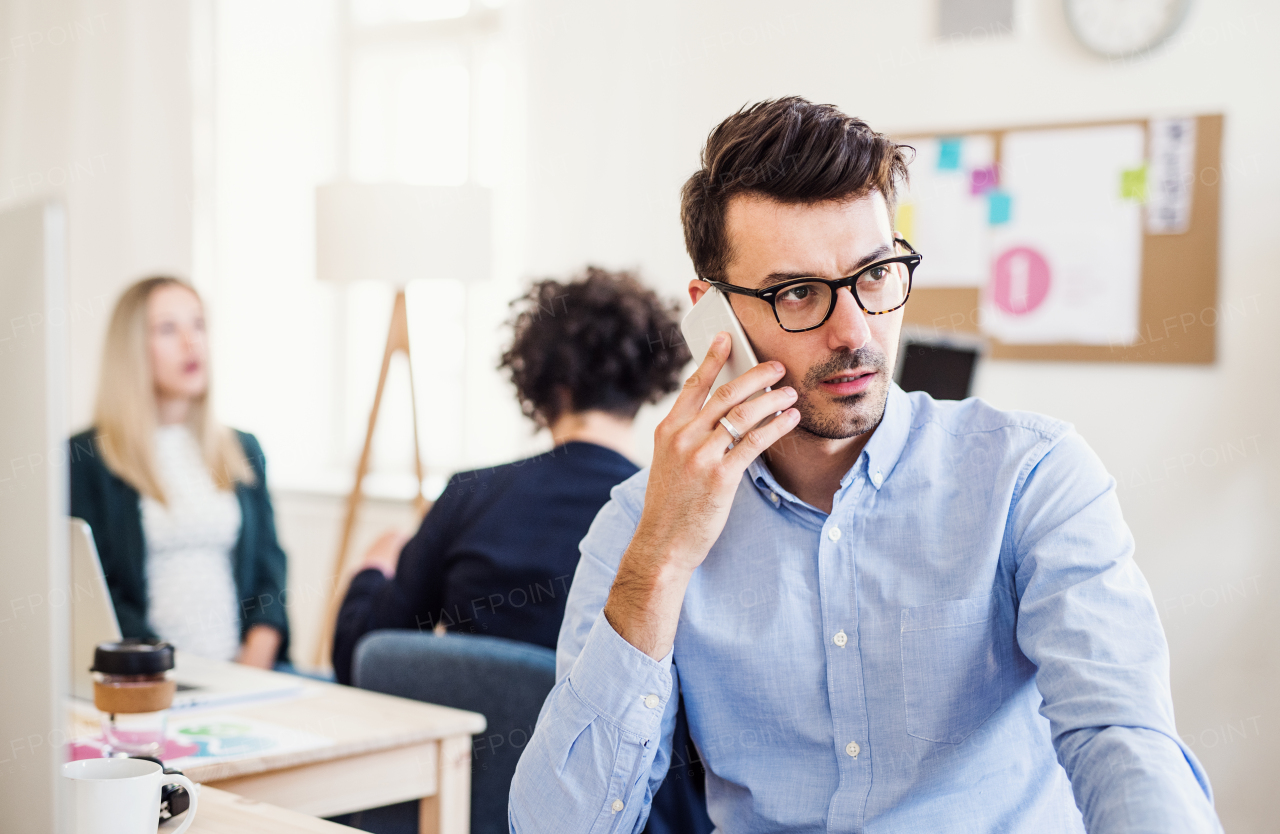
[332, 441, 637, 684]
[332, 440, 713, 834]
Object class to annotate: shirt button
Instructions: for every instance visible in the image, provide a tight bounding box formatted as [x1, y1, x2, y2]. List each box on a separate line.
[828, 526, 842, 542]
[833, 630, 847, 648]
[611, 799, 624, 813]
[643, 694, 660, 709]
[845, 741, 861, 758]
[872, 469, 883, 487]
[769, 491, 779, 503]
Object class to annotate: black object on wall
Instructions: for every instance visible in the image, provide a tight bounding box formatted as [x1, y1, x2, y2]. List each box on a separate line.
[897, 339, 980, 401]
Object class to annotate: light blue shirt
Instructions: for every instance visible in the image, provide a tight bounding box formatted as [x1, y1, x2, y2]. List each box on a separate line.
[510, 385, 1220, 833]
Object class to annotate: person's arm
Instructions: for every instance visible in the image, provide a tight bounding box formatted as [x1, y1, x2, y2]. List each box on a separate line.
[237, 624, 282, 668]
[1010, 430, 1221, 833]
[509, 335, 800, 833]
[68, 432, 153, 640]
[607, 335, 797, 660]
[331, 480, 463, 684]
[237, 433, 290, 666]
[509, 492, 684, 834]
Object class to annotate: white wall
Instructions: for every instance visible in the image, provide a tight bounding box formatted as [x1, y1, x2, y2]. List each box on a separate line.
[0, 1, 189, 826]
[513, 0, 1279, 830]
[0, 0, 194, 431]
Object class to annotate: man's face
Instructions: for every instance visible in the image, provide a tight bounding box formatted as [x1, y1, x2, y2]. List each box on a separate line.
[691, 192, 903, 440]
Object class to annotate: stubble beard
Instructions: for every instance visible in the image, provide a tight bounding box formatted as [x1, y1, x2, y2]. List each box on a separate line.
[792, 348, 891, 440]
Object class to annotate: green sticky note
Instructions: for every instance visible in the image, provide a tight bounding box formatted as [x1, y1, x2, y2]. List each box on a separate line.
[1120, 166, 1147, 202]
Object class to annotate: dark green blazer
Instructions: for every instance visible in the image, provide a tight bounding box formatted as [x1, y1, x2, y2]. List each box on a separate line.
[68, 428, 290, 661]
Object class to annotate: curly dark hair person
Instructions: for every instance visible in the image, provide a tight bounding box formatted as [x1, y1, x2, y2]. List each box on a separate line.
[500, 267, 691, 427]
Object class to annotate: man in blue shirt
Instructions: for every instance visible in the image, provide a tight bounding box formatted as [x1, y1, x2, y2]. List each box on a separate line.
[509, 97, 1220, 833]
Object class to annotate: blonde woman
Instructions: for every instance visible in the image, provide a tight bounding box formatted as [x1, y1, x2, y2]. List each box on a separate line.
[69, 276, 288, 668]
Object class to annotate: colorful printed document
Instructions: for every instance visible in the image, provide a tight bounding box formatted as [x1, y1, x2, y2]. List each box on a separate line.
[68, 714, 334, 770]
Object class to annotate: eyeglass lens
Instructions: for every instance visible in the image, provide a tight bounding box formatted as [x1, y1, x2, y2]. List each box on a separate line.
[773, 261, 911, 330]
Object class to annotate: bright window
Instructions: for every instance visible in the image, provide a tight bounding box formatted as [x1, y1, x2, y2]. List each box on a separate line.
[350, 56, 470, 186]
[205, 0, 517, 498]
[351, 0, 470, 26]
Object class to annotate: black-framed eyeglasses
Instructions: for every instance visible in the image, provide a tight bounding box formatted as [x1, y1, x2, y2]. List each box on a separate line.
[707, 238, 922, 333]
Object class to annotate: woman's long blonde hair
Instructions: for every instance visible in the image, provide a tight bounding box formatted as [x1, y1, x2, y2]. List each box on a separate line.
[93, 276, 253, 504]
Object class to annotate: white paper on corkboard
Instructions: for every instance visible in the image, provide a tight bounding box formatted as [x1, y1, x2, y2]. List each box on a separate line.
[896, 134, 996, 289]
[980, 124, 1145, 345]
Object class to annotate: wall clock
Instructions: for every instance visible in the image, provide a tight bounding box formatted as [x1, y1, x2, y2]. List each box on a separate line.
[1065, 0, 1192, 58]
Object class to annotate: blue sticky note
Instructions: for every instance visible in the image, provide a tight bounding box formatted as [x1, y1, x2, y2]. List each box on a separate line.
[988, 191, 1012, 225]
[937, 138, 962, 170]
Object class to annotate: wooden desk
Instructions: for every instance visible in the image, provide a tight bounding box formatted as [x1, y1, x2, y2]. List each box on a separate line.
[77, 660, 486, 834]
[170, 786, 358, 833]
[197, 678, 484, 833]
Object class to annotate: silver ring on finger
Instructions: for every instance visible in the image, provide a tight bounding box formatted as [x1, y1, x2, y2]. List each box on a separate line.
[718, 416, 743, 444]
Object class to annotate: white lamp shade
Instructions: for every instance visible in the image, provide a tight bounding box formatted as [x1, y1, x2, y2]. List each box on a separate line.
[316, 182, 492, 286]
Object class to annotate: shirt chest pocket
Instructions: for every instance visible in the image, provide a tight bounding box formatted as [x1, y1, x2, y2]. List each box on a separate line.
[900, 592, 1015, 745]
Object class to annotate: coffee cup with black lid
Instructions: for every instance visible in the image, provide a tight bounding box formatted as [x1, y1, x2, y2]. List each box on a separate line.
[91, 639, 176, 758]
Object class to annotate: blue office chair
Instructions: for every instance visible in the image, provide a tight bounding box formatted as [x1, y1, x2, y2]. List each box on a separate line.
[338, 629, 713, 834]
[342, 630, 557, 834]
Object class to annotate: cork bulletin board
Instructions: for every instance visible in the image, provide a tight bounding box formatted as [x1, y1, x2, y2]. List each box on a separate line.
[897, 114, 1222, 364]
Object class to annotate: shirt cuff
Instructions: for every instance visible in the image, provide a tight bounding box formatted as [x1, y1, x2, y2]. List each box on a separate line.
[567, 611, 674, 738]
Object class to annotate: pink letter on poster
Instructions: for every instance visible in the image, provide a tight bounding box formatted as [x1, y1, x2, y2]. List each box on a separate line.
[991, 247, 1051, 315]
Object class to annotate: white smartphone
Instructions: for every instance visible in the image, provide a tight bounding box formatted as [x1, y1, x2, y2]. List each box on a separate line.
[680, 286, 777, 428]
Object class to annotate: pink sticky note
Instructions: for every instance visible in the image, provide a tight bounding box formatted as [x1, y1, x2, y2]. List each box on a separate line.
[970, 165, 999, 195]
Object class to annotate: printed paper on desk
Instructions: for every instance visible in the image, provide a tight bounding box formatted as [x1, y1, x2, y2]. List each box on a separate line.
[980, 124, 1145, 345]
[895, 134, 995, 288]
[161, 714, 334, 770]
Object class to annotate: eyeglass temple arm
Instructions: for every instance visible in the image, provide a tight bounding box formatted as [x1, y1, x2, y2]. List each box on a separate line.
[703, 280, 761, 299]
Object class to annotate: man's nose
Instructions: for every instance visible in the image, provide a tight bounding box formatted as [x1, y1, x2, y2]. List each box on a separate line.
[824, 286, 872, 352]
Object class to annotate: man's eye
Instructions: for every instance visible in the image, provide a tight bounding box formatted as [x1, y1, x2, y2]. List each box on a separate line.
[779, 285, 812, 302]
[865, 266, 888, 282]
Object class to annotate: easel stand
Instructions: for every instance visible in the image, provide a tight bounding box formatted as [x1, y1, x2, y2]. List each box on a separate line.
[313, 289, 428, 669]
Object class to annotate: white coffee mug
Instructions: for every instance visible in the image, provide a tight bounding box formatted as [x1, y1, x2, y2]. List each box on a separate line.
[63, 758, 198, 834]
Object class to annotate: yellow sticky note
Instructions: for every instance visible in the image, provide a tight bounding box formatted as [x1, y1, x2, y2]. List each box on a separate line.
[895, 203, 915, 242]
[1120, 166, 1147, 202]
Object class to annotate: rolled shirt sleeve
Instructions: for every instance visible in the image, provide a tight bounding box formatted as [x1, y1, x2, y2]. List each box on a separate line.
[1010, 430, 1221, 833]
[510, 478, 681, 834]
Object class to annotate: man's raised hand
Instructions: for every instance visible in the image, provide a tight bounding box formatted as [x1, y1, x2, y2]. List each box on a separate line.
[604, 332, 800, 658]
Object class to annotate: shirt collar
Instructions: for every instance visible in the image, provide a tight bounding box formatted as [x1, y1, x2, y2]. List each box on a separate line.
[748, 382, 914, 499]
[848, 381, 912, 491]
[748, 456, 798, 503]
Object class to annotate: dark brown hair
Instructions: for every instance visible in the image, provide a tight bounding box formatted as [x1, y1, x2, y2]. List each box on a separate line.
[500, 267, 691, 427]
[680, 96, 912, 282]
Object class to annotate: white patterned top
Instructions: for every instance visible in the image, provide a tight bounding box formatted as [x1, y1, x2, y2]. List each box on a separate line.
[140, 425, 243, 661]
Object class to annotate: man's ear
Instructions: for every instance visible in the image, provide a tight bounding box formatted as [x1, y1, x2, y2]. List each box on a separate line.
[688, 279, 710, 306]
